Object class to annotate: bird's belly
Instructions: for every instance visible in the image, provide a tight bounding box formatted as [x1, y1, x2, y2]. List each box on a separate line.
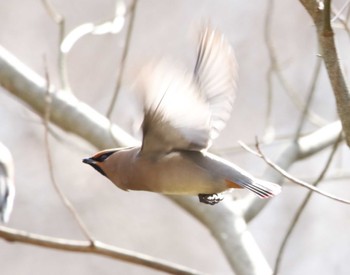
[128, 155, 227, 195]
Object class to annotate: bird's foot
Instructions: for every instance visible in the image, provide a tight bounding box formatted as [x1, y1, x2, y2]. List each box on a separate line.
[198, 193, 224, 205]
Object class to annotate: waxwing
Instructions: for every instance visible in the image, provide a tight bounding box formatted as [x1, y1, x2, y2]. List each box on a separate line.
[83, 27, 281, 204]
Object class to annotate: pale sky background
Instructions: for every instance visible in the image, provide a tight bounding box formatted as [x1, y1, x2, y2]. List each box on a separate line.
[1, 0, 350, 274]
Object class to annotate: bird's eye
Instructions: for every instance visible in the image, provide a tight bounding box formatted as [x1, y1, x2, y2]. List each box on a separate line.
[92, 151, 116, 162]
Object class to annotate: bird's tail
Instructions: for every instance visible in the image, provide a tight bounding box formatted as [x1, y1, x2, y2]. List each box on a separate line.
[242, 179, 281, 199]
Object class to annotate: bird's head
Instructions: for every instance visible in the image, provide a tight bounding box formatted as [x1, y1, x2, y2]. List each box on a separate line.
[83, 147, 138, 191]
[82, 149, 119, 177]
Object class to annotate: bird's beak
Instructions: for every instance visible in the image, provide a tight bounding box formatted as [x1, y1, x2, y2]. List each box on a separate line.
[82, 158, 95, 165]
[82, 157, 108, 177]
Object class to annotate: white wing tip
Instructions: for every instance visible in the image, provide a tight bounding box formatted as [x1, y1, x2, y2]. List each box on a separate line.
[250, 179, 282, 199]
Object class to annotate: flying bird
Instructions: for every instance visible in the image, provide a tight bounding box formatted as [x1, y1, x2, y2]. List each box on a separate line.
[83, 27, 281, 204]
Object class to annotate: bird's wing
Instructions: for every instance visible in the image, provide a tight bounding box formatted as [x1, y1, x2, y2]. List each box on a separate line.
[138, 60, 212, 154]
[194, 27, 238, 139]
[138, 27, 237, 155]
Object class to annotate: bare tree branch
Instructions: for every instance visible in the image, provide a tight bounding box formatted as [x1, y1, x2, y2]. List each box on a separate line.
[106, 0, 138, 118]
[263, 0, 276, 142]
[300, 0, 350, 147]
[331, 0, 350, 22]
[43, 64, 94, 242]
[240, 136, 350, 204]
[241, 120, 343, 221]
[264, 0, 328, 128]
[0, 45, 139, 149]
[0, 225, 204, 275]
[294, 57, 322, 140]
[172, 196, 272, 275]
[42, 0, 68, 90]
[273, 132, 342, 275]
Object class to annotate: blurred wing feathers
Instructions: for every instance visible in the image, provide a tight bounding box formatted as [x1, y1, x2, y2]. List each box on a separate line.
[138, 27, 237, 155]
[194, 28, 238, 139]
[138, 61, 211, 154]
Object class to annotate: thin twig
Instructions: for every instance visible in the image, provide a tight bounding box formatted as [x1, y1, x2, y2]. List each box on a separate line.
[264, 0, 327, 127]
[331, 8, 350, 42]
[281, 170, 350, 185]
[106, 0, 138, 118]
[43, 62, 94, 243]
[241, 121, 342, 222]
[263, 0, 276, 142]
[42, 0, 69, 91]
[275, 67, 327, 126]
[60, 1, 126, 54]
[346, 1, 350, 21]
[273, 132, 342, 275]
[331, 0, 350, 22]
[0, 225, 204, 275]
[214, 134, 291, 155]
[45, 123, 92, 154]
[239, 138, 350, 204]
[294, 56, 322, 140]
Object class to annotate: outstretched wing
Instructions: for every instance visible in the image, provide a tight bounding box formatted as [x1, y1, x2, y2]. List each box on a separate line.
[194, 27, 238, 139]
[138, 27, 237, 155]
[138, 60, 212, 154]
